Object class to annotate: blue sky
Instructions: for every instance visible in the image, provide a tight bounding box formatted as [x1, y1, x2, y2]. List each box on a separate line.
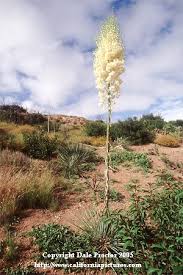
[0, 0, 182, 121]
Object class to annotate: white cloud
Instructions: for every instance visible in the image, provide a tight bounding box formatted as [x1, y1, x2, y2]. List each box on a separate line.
[151, 97, 183, 121]
[0, 0, 182, 120]
[161, 108, 183, 121]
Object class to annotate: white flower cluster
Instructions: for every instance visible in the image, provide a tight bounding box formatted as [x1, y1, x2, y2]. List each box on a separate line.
[93, 16, 125, 109]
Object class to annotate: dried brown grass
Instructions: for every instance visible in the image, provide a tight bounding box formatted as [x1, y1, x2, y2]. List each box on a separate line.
[0, 163, 55, 224]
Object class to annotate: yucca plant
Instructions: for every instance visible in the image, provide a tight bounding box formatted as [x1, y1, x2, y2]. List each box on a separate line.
[94, 16, 125, 212]
[58, 143, 98, 178]
[72, 208, 132, 274]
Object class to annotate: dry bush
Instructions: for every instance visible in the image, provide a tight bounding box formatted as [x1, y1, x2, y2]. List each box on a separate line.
[0, 122, 35, 136]
[0, 166, 55, 224]
[0, 122, 35, 152]
[0, 149, 31, 171]
[12, 124, 35, 135]
[154, 134, 180, 148]
[0, 173, 18, 224]
[81, 136, 106, 146]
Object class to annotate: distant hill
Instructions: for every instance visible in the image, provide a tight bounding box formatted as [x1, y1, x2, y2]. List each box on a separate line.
[0, 104, 88, 126]
[47, 114, 88, 126]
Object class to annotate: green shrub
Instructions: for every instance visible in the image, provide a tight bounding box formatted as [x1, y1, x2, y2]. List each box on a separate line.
[140, 114, 165, 131]
[85, 121, 106, 137]
[30, 224, 87, 266]
[58, 143, 98, 178]
[169, 119, 183, 127]
[1, 232, 18, 261]
[99, 188, 123, 201]
[111, 118, 155, 144]
[110, 150, 151, 172]
[23, 130, 58, 159]
[114, 178, 183, 274]
[163, 122, 178, 134]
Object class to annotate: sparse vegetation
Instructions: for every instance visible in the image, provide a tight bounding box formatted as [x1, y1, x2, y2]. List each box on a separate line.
[0, 105, 182, 273]
[3, 233, 18, 261]
[99, 188, 123, 201]
[110, 149, 151, 172]
[113, 137, 131, 150]
[29, 174, 183, 274]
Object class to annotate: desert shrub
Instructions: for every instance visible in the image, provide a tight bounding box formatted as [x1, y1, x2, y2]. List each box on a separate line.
[81, 136, 106, 146]
[0, 129, 16, 150]
[154, 134, 180, 147]
[99, 188, 123, 201]
[0, 168, 56, 223]
[140, 114, 165, 130]
[113, 178, 183, 274]
[85, 121, 106, 137]
[163, 122, 177, 134]
[0, 179, 17, 224]
[0, 232, 18, 261]
[156, 170, 175, 186]
[0, 150, 31, 171]
[162, 123, 183, 141]
[113, 137, 131, 150]
[58, 143, 98, 178]
[0, 104, 46, 125]
[18, 170, 55, 209]
[23, 130, 58, 159]
[16, 124, 35, 135]
[30, 223, 81, 254]
[110, 150, 151, 172]
[169, 119, 183, 127]
[65, 126, 86, 144]
[111, 118, 155, 144]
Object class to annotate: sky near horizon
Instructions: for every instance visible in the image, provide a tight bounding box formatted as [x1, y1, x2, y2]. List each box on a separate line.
[0, 0, 182, 121]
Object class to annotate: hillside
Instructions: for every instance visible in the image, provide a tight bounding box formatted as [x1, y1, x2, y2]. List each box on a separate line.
[0, 106, 183, 274]
[47, 114, 88, 126]
[0, 104, 88, 126]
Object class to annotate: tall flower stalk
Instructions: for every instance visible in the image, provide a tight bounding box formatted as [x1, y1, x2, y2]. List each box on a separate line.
[93, 16, 125, 212]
